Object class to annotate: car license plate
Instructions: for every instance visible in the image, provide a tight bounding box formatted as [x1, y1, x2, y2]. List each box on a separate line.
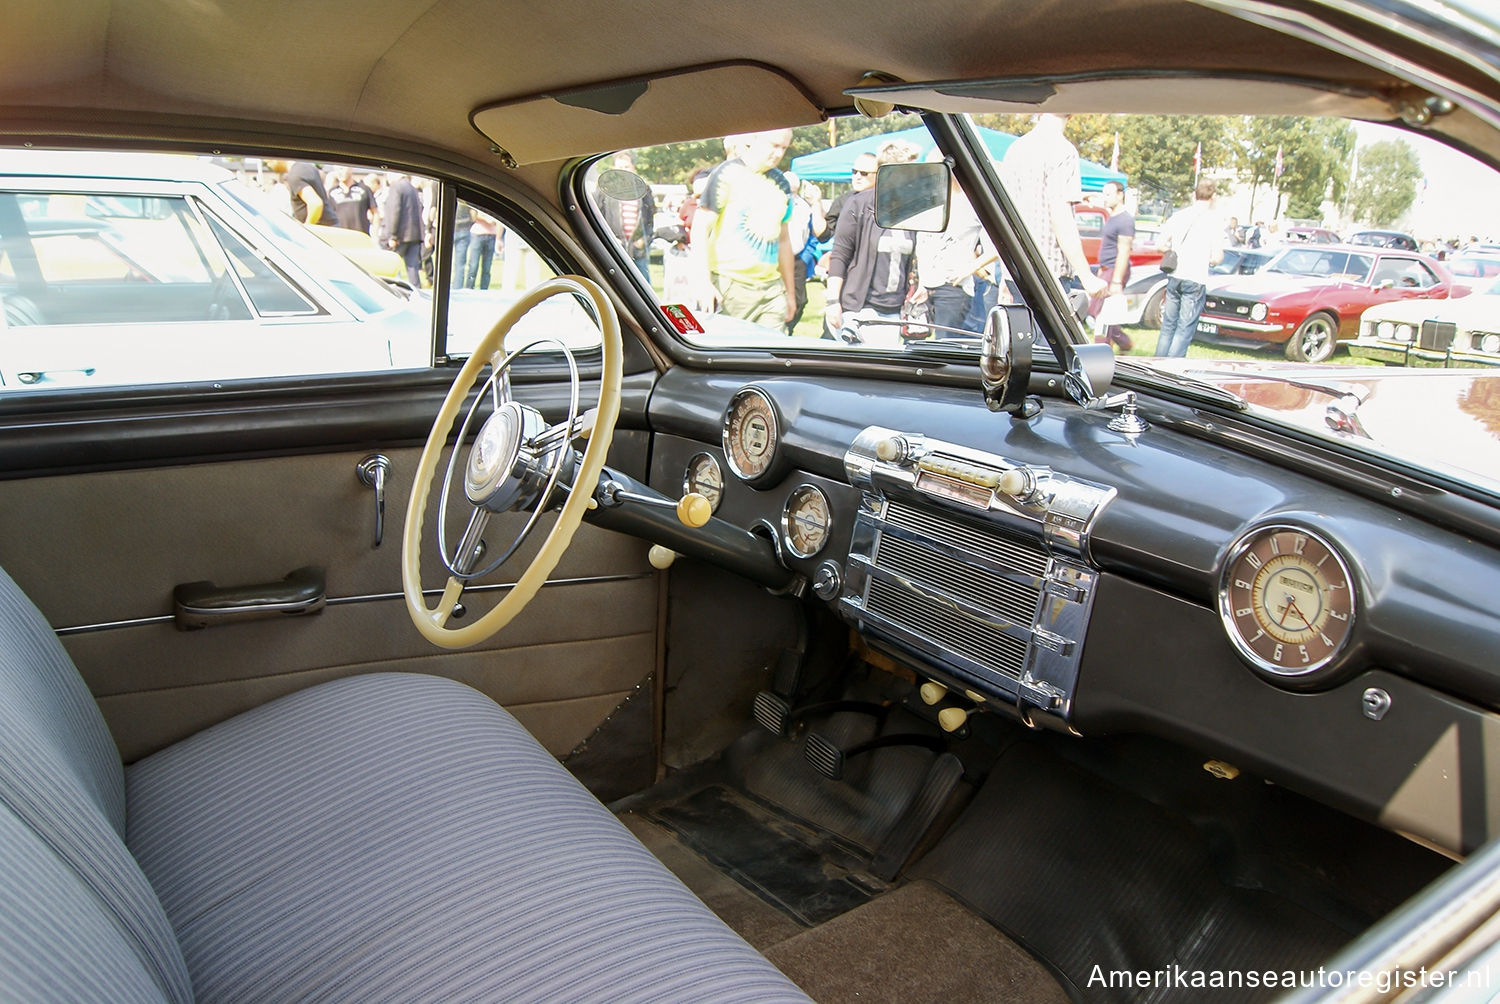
[1197, 321, 1218, 335]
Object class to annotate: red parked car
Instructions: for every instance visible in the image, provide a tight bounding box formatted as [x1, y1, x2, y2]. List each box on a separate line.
[1073, 204, 1164, 268]
[1195, 243, 1464, 361]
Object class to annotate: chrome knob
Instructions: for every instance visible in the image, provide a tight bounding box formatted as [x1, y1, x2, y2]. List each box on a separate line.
[812, 562, 842, 601]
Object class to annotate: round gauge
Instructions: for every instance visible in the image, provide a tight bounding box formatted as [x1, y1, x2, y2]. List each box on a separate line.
[1219, 525, 1356, 678]
[722, 387, 780, 484]
[682, 452, 724, 513]
[782, 484, 832, 559]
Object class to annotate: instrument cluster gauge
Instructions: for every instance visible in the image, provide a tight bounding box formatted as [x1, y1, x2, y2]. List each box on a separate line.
[782, 484, 831, 559]
[683, 452, 724, 513]
[722, 387, 781, 485]
[1219, 525, 1356, 680]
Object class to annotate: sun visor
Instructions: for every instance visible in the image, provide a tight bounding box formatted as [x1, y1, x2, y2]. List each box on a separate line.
[473, 62, 824, 165]
[844, 74, 1395, 120]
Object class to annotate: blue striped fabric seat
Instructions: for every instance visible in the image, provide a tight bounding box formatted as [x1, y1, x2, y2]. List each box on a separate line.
[0, 567, 808, 1003]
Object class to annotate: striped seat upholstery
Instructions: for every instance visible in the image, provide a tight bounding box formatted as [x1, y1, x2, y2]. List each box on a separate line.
[0, 567, 808, 1003]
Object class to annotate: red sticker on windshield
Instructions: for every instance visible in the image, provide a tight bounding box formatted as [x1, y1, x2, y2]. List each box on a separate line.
[662, 304, 704, 335]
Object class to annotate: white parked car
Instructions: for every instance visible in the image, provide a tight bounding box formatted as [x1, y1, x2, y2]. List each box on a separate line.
[1351, 274, 1500, 367]
[0, 151, 432, 389]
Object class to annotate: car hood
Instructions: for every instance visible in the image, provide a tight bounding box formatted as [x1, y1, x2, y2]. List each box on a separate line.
[1209, 273, 1345, 299]
[1144, 358, 1500, 493]
[1362, 294, 1499, 326]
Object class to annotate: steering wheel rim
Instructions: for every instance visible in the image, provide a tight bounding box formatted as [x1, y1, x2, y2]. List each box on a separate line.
[401, 275, 622, 648]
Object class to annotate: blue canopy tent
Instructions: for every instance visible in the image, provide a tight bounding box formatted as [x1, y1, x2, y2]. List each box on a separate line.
[789, 125, 1127, 192]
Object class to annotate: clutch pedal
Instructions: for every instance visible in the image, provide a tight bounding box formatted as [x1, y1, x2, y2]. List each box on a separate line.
[753, 691, 793, 736]
[753, 693, 888, 739]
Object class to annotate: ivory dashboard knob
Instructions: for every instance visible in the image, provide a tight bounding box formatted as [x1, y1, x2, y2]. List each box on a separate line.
[648, 545, 677, 570]
[875, 436, 909, 463]
[996, 468, 1029, 496]
[919, 681, 948, 705]
[676, 492, 713, 528]
[937, 707, 969, 732]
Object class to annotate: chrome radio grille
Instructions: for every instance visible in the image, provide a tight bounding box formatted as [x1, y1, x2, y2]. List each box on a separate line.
[842, 426, 1111, 723]
[875, 532, 1042, 626]
[884, 500, 1049, 576]
[859, 501, 1048, 685]
[866, 577, 1030, 679]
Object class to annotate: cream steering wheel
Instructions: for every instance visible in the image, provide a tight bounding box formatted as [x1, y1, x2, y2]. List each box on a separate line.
[401, 275, 621, 648]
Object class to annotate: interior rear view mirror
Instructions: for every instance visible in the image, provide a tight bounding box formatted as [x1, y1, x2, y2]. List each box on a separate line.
[874, 162, 951, 232]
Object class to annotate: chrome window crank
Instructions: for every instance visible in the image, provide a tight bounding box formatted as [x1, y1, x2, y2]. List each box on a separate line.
[356, 455, 393, 548]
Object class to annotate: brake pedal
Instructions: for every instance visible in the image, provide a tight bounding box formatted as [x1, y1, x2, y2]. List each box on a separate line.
[804, 731, 847, 779]
[803, 732, 949, 781]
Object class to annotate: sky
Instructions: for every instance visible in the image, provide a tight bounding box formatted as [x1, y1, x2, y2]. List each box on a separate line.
[1353, 120, 1500, 241]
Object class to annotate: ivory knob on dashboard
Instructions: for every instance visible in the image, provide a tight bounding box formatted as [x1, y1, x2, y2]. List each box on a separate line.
[648, 545, 677, 570]
[676, 492, 713, 528]
[919, 681, 948, 705]
[938, 707, 969, 732]
[875, 436, 909, 463]
[996, 468, 1029, 496]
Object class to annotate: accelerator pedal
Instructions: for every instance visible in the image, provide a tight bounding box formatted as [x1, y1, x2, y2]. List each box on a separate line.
[871, 752, 966, 880]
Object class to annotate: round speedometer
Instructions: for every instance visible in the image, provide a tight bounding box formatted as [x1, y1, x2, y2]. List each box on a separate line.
[1219, 525, 1356, 679]
[722, 387, 781, 484]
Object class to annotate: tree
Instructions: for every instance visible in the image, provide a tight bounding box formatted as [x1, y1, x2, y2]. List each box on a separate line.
[1236, 116, 1354, 221]
[1107, 115, 1234, 212]
[1346, 139, 1422, 227]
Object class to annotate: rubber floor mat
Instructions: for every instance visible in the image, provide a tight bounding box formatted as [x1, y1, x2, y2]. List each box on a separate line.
[912, 741, 1357, 1003]
[647, 784, 884, 927]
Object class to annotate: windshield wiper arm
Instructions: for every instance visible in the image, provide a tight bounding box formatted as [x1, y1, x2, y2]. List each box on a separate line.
[1114, 359, 1249, 411]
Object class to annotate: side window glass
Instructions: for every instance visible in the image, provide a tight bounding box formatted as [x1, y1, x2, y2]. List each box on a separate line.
[0, 152, 443, 392]
[1, 191, 246, 326]
[444, 198, 589, 360]
[202, 212, 317, 315]
[1370, 258, 1408, 287]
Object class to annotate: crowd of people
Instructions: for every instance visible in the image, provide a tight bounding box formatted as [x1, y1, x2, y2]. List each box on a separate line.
[252, 161, 511, 291]
[626, 115, 1235, 356]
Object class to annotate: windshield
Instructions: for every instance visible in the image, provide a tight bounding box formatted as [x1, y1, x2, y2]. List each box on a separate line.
[1262, 247, 1375, 281]
[591, 110, 1500, 493]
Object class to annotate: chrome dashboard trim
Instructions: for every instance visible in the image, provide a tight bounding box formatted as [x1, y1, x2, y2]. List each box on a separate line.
[839, 427, 1116, 727]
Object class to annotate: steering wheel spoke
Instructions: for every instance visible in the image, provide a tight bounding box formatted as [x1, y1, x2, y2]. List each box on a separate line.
[531, 407, 598, 453]
[431, 576, 467, 628]
[491, 364, 513, 410]
[402, 276, 622, 649]
[447, 506, 492, 576]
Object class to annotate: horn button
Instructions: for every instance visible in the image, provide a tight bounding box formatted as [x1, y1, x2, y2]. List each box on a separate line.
[465, 401, 570, 512]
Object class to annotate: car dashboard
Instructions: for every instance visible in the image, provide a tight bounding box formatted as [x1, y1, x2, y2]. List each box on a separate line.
[645, 367, 1500, 858]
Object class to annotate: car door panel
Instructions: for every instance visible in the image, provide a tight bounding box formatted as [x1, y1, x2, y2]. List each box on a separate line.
[0, 427, 660, 762]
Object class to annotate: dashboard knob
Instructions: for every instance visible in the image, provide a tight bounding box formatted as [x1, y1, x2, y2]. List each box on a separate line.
[875, 436, 909, 463]
[676, 492, 713, 528]
[937, 707, 969, 732]
[812, 562, 842, 600]
[648, 545, 677, 570]
[996, 468, 1030, 496]
[919, 682, 948, 705]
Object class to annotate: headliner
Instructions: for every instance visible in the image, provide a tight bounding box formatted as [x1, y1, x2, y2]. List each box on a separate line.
[0, 1, 1494, 195]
